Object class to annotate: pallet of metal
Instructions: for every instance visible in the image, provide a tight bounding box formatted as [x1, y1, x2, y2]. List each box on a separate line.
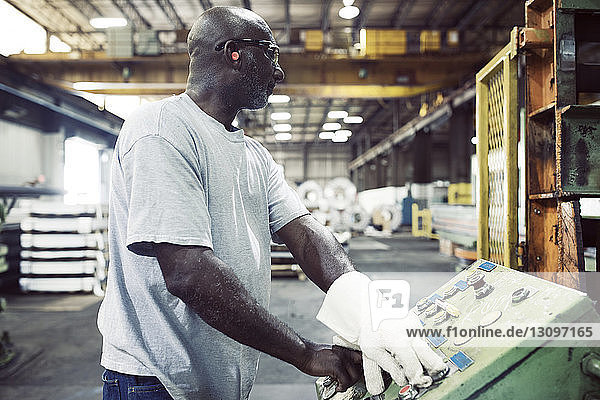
[15, 202, 106, 295]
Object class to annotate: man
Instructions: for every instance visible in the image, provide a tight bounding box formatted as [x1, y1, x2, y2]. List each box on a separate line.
[98, 6, 445, 400]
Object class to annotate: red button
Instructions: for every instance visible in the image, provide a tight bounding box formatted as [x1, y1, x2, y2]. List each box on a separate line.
[400, 384, 412, 394]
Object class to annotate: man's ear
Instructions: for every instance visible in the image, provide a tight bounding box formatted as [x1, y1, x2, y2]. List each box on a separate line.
[224, 41, 242, 70]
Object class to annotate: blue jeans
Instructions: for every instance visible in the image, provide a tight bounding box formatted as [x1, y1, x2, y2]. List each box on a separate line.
[102, 369, 174, 400]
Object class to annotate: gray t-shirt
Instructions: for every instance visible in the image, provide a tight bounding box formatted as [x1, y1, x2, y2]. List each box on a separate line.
[97, 93, 309, 399]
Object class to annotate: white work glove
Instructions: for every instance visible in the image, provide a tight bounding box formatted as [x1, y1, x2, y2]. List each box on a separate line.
[317, 271, 447, 395]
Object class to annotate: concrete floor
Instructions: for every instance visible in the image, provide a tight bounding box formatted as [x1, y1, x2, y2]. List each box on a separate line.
[0, 233, 459, 400]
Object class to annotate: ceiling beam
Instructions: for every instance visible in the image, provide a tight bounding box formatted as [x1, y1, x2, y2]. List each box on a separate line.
[155, 0, 185, 30]
[353, 0, 373, 42]
[111, 0, 152, 30]
[392, 0, 417, 28]
[66, 0, 104, 19]
[303, 100, 312, 131]
[454, 0, 485, 30]
[198, 0, 214, 11]
[284, 0, 291, 44]
[428, 0, 450, 29]
[321, 0, 334, 32]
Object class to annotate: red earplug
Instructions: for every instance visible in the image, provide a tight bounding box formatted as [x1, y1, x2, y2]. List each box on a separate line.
[231, 52, 239, 60]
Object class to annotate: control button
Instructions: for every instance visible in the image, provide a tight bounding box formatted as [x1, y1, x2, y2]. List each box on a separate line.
[480, 310, 502, 327]
[424, 303, 439, 318]
[416, 298, 431, 313]
[445, 304, 461, 318]
[433, 310, 448, 325]
[443, 285, 458, 299]
[467, 272, 494, 299]
[454, 335, 474, 346]
[398, 384, 418, 400]
[512, 287, 530, 303]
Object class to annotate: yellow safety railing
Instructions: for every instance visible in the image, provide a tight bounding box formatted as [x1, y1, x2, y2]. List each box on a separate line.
[476, 43, 518, 268]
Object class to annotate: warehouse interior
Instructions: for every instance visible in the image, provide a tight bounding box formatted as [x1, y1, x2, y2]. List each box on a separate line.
[0, 0, 600, 399]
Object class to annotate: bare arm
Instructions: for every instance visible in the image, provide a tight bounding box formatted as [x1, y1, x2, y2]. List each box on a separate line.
[275, 215, 355, 292]
[154, 242, 361, 389]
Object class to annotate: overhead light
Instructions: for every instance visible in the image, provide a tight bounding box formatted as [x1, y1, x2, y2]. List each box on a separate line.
[273, 123, 292, 132]
[319, 131, 334, 140]
[271, 112, 291, 121]
[90, 17, 127, 29]
[471, 136, 479, 145]
[338, 5, 360, 20]
[327, 110, 349, 119]
[232, 119, 239, 127]
[275, 132, 292, 141]
[268, 94, 290, 103]
[332, 135, 349, 143]
[335, 129, 352, 137]
[343, 115, 363, 124]
[322, 122, 341, 131]
[343, 0, 355, 5]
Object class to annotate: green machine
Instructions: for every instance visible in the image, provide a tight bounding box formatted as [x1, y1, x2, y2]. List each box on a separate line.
[316, 260, 600, 400]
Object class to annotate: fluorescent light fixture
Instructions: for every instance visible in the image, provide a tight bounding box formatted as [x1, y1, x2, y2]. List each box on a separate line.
[344, 115, 363, 124]
[322, 122, 341, 131]
[332, 135, 349, 143]
[343, 0, 355, 5]
[271, 112, 291, 121]
[90, 17, 127, 29]
[327, 110, 349, 119]
[268, 94, 290, 103]
[273, 123, 292, 132]
[338, 5, 360, 20]
[319, 131, 334, 140]
[49, 35, 71, 52]
[335, 129, 352, 137]
[275, 132, 292, 141]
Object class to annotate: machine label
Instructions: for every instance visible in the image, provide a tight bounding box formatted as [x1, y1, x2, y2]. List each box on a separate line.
[429, 293, 442, 302]
[449, 351, 474, 371]
[427, 334, 447, 348]
[478, 261, 498, 272]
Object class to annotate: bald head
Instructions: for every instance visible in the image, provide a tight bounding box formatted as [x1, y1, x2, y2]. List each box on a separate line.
[185, 6, 284, 123]
[188, 7, 272, 62]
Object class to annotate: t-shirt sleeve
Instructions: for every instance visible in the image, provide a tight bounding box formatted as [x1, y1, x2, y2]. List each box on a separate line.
[267, 156, 309, 244]
[121, 135, 212, 257]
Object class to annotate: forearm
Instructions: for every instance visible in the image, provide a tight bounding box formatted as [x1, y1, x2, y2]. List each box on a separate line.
[282, 216, 355, 292]
[157, 245, 314, 371]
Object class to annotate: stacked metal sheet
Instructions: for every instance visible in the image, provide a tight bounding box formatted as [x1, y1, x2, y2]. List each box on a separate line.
[16, 203, 106, 295]
[431, 204, 478, 249]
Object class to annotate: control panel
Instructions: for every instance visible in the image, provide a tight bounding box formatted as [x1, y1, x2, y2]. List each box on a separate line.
[316, 259, 600, 400]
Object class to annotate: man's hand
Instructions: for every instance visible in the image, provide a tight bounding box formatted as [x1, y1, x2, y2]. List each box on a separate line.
[317, 272, 447, 395]
[298, 342, 363, 392]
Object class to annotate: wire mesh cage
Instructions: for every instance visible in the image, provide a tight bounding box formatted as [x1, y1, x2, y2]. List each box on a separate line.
[476, 43, 518, 268]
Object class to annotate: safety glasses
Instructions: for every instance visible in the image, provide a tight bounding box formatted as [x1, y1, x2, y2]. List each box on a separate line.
[215, 39, 280, 65]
